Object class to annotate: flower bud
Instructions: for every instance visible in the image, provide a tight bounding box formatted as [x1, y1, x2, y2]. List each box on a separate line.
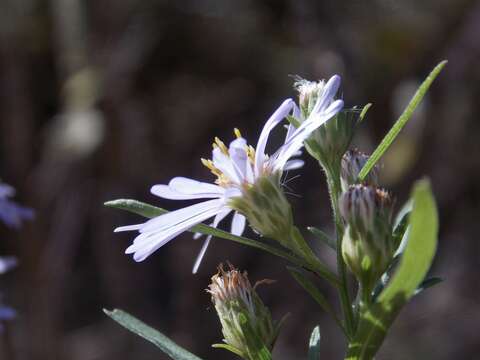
[208, 265, 278, 359]
[340, 149, 379, 192]
[339, 185, 394, 295]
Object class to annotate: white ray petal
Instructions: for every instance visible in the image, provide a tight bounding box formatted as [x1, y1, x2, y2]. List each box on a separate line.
[228, 137, 248, 180]
[283, 159, 304, 171]
[192, 207, 232, 274]
[272, 99, 344, 171]
[126, 204, 224, 262]
[254, 98, 295, 177]
[212, 147, 242, 184]
[168, 177, 225, 195]
[140, 198, 224, 234]
[114, 224, 143, 232]
[231, 212, 246, 236]
[151, 184, 223, 200]
[311, 75, 341, 115]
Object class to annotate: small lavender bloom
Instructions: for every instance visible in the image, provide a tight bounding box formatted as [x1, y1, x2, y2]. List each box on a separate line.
[0, 256, 17, 274]
[0, 259, 18, 332]
[0, 182, 34, 229]
[0, 303, 16, 332]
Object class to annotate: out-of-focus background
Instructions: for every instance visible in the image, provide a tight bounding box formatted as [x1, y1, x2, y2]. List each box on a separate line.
[0, 1, 479, 359]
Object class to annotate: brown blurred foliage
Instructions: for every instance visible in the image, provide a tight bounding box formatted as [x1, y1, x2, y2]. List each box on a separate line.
[0, 0, 479, 359]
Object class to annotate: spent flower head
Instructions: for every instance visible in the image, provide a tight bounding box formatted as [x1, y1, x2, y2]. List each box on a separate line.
[114, 75, 343, 272]
[339, 184, 394, 295]
[208, 264, 279, 359]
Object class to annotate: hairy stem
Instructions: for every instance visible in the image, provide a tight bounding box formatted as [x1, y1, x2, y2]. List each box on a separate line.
[325, 164, 355, 339]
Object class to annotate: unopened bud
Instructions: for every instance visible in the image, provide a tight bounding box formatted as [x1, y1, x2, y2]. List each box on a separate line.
[340, 149, 379, 192]
[339, 185, 394, 294]
[208, 264, 278, 359]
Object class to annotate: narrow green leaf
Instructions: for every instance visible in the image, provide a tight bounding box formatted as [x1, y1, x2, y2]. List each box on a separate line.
[106, 199, 340, 286]
[358, 61, 447, 181]
[308, 326, 321, 360]
[359, 103, 372, 122]
[307, 227, 336, 251]
[104, 309, 203, 360]
[105, 199, 167, 218]
[287, 267, 346, 335]
[346, 179, 439, 359]
[414, 277, 443, 296]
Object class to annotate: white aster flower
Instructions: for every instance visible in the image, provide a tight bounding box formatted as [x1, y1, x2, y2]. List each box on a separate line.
[115, 75, 343, 273]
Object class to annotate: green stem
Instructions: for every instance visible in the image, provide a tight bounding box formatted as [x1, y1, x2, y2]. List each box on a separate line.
[325, 164, 355, 339]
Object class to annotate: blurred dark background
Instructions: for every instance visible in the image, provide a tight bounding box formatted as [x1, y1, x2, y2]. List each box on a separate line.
[0, 0, 479, 359]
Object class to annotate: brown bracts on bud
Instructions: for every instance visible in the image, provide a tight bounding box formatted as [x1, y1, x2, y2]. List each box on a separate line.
[208, 264, 281, 360]
[340, 149, 379, 192]
[339, 185, 394, 299]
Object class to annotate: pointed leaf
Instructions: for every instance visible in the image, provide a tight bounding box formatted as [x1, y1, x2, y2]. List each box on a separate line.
[104, 309, 203, 360]
[359, 103, 372, 122]
[358, 61, 447, 181]
[414, 277, 443, 296]
[308, 326, 321, 360]
[307, 227, 336, 251]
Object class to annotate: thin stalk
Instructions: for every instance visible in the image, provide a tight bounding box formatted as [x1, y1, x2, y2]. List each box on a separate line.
[324, 164, 355, 338]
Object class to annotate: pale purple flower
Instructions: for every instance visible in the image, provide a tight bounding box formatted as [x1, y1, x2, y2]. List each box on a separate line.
[0, 304, 16, 331]
[0, 256, 17, 275]
[0, 256, 17, 332]
[0, 183, 34, 229]
[115, 75, 343, 272]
